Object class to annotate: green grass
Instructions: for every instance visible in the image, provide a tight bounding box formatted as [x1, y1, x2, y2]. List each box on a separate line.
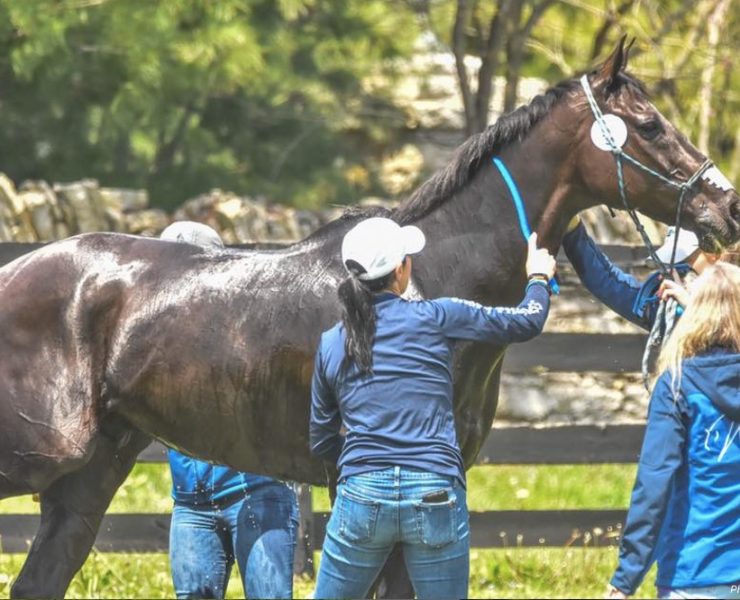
[0, 463, 656, 599]
[0, 549, 656, 599]
[307, 464, 637, 512]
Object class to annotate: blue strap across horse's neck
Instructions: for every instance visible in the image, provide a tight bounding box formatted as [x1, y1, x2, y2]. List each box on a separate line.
[492, 156, 560, 294]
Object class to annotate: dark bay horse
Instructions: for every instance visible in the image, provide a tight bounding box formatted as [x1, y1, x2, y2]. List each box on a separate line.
[2, 40, 739, 598]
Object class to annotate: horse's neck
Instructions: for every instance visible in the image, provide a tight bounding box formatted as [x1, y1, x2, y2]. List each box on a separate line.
[411, 127, 577, 306]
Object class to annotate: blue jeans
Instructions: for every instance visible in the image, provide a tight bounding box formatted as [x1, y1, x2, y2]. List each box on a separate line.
[169, 482, 298, 599]
[315, 467, 469, 600]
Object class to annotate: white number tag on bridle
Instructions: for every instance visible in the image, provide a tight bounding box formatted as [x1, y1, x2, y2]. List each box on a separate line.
[701, 166, 735, 192]
[590, 114, 628, 151]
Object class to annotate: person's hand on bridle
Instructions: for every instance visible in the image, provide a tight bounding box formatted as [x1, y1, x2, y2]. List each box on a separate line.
[658, 279, 690, 307]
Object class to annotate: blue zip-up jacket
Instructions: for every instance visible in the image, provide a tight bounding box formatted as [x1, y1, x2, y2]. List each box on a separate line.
[562, 223, 690, 331]
[168, 450, 275, 507]
[611, 348, 740, 594]
[310, 282, 550, 487]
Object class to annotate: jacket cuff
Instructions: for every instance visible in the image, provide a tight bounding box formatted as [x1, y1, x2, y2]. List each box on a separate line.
[526, 278, 551, 296]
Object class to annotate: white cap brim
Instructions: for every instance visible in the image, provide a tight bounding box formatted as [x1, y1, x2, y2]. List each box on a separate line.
[401, 225, 426, 256]
[655, 230, 699, 264]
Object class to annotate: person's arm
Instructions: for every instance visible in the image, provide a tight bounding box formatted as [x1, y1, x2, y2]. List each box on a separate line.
[432, 282, 550, 345]
[432, 233, 554, 344]
[610, 373, 688, 595]
[309, 344, 344, 464]
[562, 221, 652, 330]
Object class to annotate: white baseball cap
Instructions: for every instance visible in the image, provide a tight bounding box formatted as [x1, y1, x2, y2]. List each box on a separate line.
[655, 227, 700, 264]
[160, 221, 224, 249]
[341, 217, 426, 280]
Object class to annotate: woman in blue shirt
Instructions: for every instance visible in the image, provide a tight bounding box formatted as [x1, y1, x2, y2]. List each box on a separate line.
[161, 222, 299, 600]
[310, 217, 556, 599]
[606, 262, 740, 599]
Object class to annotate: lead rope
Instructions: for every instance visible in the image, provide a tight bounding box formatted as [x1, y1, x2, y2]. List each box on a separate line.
[579, 74, 712, 386]
[641, 297, 679, 387]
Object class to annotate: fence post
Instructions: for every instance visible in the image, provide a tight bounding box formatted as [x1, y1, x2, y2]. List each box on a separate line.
[292, 484, 315, 577]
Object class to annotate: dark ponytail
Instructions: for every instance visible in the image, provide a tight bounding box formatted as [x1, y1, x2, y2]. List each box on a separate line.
[338, 267, 394, 375]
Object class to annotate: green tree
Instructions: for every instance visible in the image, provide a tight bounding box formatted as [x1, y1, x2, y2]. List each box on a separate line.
[0, 0, 418, 209]
[410, 0, 739, 174]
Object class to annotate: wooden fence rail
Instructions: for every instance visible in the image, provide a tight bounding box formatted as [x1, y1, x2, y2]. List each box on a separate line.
[0, 242, 648, 560]
[0, 425, 643, 555]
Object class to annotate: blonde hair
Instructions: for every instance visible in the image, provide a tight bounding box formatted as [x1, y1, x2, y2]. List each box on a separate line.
[657, 262, 740, 396]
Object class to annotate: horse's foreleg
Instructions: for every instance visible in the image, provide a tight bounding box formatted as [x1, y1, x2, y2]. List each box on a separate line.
[10, 418, 150, 599]
[371, 546, 415, 599]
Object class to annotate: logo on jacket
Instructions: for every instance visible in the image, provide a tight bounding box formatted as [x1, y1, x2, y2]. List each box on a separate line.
[704, 416, 740, 462]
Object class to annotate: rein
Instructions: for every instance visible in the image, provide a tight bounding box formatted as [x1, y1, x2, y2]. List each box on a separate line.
[579, 74, 712, 277]
[580, 74, 715, 387]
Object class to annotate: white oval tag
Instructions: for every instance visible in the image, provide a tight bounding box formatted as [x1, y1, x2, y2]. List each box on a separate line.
[590, 114, 628, 151]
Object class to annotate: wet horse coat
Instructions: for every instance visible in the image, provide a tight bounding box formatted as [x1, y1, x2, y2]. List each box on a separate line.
[2, 43, 739, 597]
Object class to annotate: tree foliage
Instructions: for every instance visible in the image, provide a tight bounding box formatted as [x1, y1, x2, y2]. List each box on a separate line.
[417, 0, 739, 175]
[0, 0, 417, 209]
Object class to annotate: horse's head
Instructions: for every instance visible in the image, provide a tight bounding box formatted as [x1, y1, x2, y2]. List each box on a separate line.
[573, 38, 740, 252]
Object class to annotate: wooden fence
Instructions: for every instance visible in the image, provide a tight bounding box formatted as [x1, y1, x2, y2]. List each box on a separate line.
[0, 242, 650, 563]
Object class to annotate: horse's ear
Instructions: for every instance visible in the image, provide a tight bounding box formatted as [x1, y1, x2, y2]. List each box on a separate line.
[595, 35, 629, 89]
[623, 37, 636, 69]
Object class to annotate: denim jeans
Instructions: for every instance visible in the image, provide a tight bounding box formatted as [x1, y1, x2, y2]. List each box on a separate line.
[314, 467, 469, 600]
[169, 481, 298, 599]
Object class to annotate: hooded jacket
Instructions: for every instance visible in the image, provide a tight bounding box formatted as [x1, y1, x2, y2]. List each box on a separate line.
[611, 348, 740, 593]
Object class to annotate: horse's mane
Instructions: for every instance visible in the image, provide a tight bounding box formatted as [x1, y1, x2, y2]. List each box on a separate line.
[294, 70, 648, 243]
[393, 71, 647, 225]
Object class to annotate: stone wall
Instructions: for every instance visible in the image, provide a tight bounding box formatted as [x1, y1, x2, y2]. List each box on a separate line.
[0, 174, 348, 244]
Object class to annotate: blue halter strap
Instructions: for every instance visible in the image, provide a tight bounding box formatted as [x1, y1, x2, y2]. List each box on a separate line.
[491, 156, 560, 295]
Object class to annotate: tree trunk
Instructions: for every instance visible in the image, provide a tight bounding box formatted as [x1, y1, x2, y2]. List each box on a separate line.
[590, 0, 635, 60]
[452, 0, 475, 136]
[503, 35, 524, 113]
[472, 0, 514, 133]
[697, 0, 730, 154]
[503, 0, 555, 114]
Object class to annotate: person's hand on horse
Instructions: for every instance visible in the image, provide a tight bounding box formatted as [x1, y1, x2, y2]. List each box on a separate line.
[658, 279, 690, 308]
[526, 232, 557, 280]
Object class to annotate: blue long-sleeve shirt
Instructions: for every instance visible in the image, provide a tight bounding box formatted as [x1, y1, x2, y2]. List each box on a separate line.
[310, 282, 550, 486]
[611, 348, 740, 594]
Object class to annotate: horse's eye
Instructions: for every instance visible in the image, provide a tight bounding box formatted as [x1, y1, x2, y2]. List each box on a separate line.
[637, 119, 663, 140]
